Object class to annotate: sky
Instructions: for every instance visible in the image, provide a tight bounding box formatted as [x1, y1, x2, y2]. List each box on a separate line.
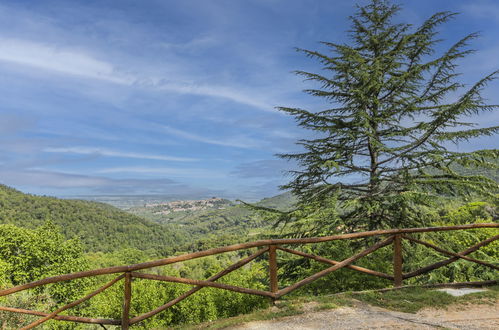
[0, 0, 498, 201]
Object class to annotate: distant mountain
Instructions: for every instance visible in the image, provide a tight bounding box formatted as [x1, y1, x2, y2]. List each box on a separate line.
[255, 191, 298, 211]
[0, 184, 186, 254]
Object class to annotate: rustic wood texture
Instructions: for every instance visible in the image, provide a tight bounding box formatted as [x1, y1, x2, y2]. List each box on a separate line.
[402, 235, 499, 270]
[131, 272, 276, 298]
[130, 247, 268, 325]
[269, 245, 279, 293]
[20, 274, 124, 329]
[1, 223, 496, 298]
[277, 246, 394, 280]
[393, 234, 403, 287]
[403, 234, 499, 279]
[0, 306, 120, 325]
[122, 272, 132, 329]
[276, 236, 395, 297]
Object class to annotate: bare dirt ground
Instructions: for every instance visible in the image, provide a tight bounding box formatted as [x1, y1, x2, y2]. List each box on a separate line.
[229, 300, 499, 329]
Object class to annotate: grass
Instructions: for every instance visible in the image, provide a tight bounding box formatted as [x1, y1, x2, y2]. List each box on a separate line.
[173, 300, 303, 330]
[347, 285, 499, 313]
[172, 285, 498, 329]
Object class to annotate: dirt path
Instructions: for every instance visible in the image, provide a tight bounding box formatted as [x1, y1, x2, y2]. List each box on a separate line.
[229, 300, 498, 329]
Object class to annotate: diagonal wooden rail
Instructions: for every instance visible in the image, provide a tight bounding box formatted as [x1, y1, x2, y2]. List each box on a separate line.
[0, 223, 497, 328]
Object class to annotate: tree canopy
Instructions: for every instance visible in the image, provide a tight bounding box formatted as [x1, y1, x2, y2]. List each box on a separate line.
[279, 0, 498, 231]
[0, 184, 183, 255]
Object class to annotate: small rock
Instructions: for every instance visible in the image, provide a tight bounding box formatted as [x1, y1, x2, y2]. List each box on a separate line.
[436, 288, 488, 297]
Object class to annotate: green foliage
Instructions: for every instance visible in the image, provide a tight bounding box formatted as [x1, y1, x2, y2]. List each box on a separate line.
[0, 291, 44, 328]
[0, 184, 182, 254]
[86, 248, 153, 270]
[404, 202, 498, 284]
[0, 223, 90, 303]
[277, 0, 498, 231]
[0, 223, 92, 328]
[85, 255, 269, 328]
[0, 200, 495, 328]
[277, 239, 392, 296]
[271, 201, 497, 296]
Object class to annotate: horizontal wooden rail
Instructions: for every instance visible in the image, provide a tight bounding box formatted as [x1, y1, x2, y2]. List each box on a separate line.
[0, 223, 497, 329]
[131, 272, 276, 298]
[277, 246, 394, 280]
[403, 235, 499, 271]
[1, 223, 496, 298]
[403, 234, 499, 279]
[130, 247, 269, 325]
[276, 236, 394, 297]
[21, 275, 124, 329]
[0, 306, 120, 325]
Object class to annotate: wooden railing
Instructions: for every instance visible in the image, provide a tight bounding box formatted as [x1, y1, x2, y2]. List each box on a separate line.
[0, 223, 498, 329]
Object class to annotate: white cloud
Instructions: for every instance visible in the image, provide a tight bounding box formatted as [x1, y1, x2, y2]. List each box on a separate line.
[155, 81, 274, 111]
[96, 166, 227, 178]
[161, 125, 263, 149]
[0, 38, 133, 84]
[0, 37, 277, 111]
[43, 146, 198, 162]
[270, 129, 299, 139]
[157, 35, 219, 52]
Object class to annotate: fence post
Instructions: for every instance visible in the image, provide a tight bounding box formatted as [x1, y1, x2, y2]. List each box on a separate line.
[122, 272, 132, 329]
[393, 234, 403, 287]
[269, 245, 278, 297]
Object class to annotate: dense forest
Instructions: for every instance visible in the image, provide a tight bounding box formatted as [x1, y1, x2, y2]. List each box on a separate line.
[0, 184, 188, 255]
[0, 183, 497, 328]
[0, 184, 296, 256]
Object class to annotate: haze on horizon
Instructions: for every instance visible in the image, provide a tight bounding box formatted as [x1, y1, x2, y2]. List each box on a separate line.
[0, 0, 497, 201]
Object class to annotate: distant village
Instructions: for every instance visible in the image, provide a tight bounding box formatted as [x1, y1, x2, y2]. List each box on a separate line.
[145, 197, 229, 215]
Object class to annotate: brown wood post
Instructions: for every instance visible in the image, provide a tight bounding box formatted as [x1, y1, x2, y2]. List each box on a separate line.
[122, 272, 132, 329]
[269, 245, 278, 296]
[393, 234, 403, 287]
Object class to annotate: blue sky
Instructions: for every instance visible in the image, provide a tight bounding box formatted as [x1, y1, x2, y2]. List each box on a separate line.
[0, 0, 497, 201]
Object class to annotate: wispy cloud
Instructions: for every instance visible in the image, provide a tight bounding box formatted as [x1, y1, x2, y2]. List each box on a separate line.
[3, 0, 493, 201]
[96, 166, 226, 178]
[461, 1, 499, 22]
[0, 37, 276, 111]
[43, 146, 197, 162]
[0, 38, 133, 84]
[232, 159, 293, 178]
[152, 81, 274, 111]
[161, 125, 263, 149]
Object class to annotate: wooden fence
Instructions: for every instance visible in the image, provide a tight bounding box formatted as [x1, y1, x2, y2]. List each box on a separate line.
[0, 223, 498, 329]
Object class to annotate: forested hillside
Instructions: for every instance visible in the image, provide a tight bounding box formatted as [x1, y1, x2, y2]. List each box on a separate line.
[130, 192, 297, 250]
[0, 184, 185, 254]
